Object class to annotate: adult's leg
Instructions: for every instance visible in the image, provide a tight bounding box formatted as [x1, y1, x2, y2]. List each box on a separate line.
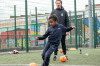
[61, 35, 66, 55]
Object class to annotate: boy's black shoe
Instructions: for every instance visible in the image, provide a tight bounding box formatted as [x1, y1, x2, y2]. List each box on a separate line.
[41, 64, 48, 66]
[53, 56, 57, 61]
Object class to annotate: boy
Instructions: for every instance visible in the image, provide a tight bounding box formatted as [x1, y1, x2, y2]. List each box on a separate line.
[36, 15, 75, 66]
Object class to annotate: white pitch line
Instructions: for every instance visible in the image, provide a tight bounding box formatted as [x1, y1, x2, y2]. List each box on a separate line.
[0, 64, 96, 66]
[0, 64, 42, 66]
[0, 64, 28, 66]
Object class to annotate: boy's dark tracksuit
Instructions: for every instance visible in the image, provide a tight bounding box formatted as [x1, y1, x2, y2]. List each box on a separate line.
[51, 7, 69, 55]
[38, 24, 73, 66]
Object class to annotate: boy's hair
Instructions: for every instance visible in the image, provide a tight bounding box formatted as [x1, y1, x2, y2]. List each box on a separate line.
[49, 14, 58, 22]
[55, 0, 62, 4]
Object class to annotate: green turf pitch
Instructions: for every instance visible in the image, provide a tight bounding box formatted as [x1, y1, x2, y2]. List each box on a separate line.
[0, 49, 100, 66]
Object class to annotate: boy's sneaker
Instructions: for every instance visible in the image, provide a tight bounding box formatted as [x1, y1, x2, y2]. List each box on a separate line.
[53, 56, 57, 61]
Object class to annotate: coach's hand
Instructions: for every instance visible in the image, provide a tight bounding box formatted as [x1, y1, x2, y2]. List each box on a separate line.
[36, 36, 39, 40]
[72, 26, 75, 29]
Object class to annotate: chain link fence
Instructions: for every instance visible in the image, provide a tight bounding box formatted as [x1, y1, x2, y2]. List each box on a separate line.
[0, 0, 100, 52]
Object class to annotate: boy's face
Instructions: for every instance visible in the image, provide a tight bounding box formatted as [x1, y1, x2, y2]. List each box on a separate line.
[49, 19, 57, 27]
[56, 1, 62, 8]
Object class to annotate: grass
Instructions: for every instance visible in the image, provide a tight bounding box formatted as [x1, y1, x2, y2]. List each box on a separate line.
[0, 48, 100, 66]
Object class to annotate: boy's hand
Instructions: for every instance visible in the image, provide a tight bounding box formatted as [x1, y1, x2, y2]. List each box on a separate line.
[36, 36, 39, 40]
[72, 26, 75, 29]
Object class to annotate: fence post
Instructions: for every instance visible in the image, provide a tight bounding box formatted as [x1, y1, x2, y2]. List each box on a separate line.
[25, 0, 29, 52]
[79, 33, 80, 47]
[21, 35, 23, 50]
[93, 0, 96, 48]
[69, 11, 72, 44]
[95, 13, 98, 47]
[81, 19, 83, 47]
[35, 7, 38, 46]
[83, 11, 85, 45]
[0, 35, 1, 49]
[88, 0, 94, 48]
[7, 27, 9, 48]
[74, 0, 78, 49]
[52, 0, 54, 11]
[14, 5, 17, 47]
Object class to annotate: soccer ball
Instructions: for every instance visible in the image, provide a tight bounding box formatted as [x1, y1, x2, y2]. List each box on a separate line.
[60, 56, 67, 62]
[60, 49, 63, 53]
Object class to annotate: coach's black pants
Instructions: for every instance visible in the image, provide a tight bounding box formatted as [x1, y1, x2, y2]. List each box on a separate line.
[42, 42, 58, 66]
[54, 35, 66, 55]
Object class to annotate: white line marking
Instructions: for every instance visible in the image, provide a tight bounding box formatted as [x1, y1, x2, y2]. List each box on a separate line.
[0, 64, 95, 66]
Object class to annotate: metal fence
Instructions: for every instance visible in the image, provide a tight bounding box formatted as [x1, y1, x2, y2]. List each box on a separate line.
[0, 0, 100, 52]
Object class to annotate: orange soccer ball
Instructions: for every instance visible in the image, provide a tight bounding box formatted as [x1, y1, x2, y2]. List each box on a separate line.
[60, 56, 67, 62]
[29, 63, 38, 66]
[60, 49, 63, 53]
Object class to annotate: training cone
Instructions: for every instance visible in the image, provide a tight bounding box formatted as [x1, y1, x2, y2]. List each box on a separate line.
[60, 49, 63, 53]
[60, 56, 67, 62]
[29, 63, 38, 66]
[69, 48, 76, 51]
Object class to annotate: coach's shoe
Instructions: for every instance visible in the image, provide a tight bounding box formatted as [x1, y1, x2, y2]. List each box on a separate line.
[53, 56, 57, 61]
[65, 55, 68, 60]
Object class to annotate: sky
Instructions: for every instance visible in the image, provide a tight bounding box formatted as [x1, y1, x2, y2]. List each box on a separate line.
[0, 0, 100, 20]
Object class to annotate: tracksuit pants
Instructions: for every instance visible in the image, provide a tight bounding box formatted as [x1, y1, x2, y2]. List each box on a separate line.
[41, 42, 58, 66]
